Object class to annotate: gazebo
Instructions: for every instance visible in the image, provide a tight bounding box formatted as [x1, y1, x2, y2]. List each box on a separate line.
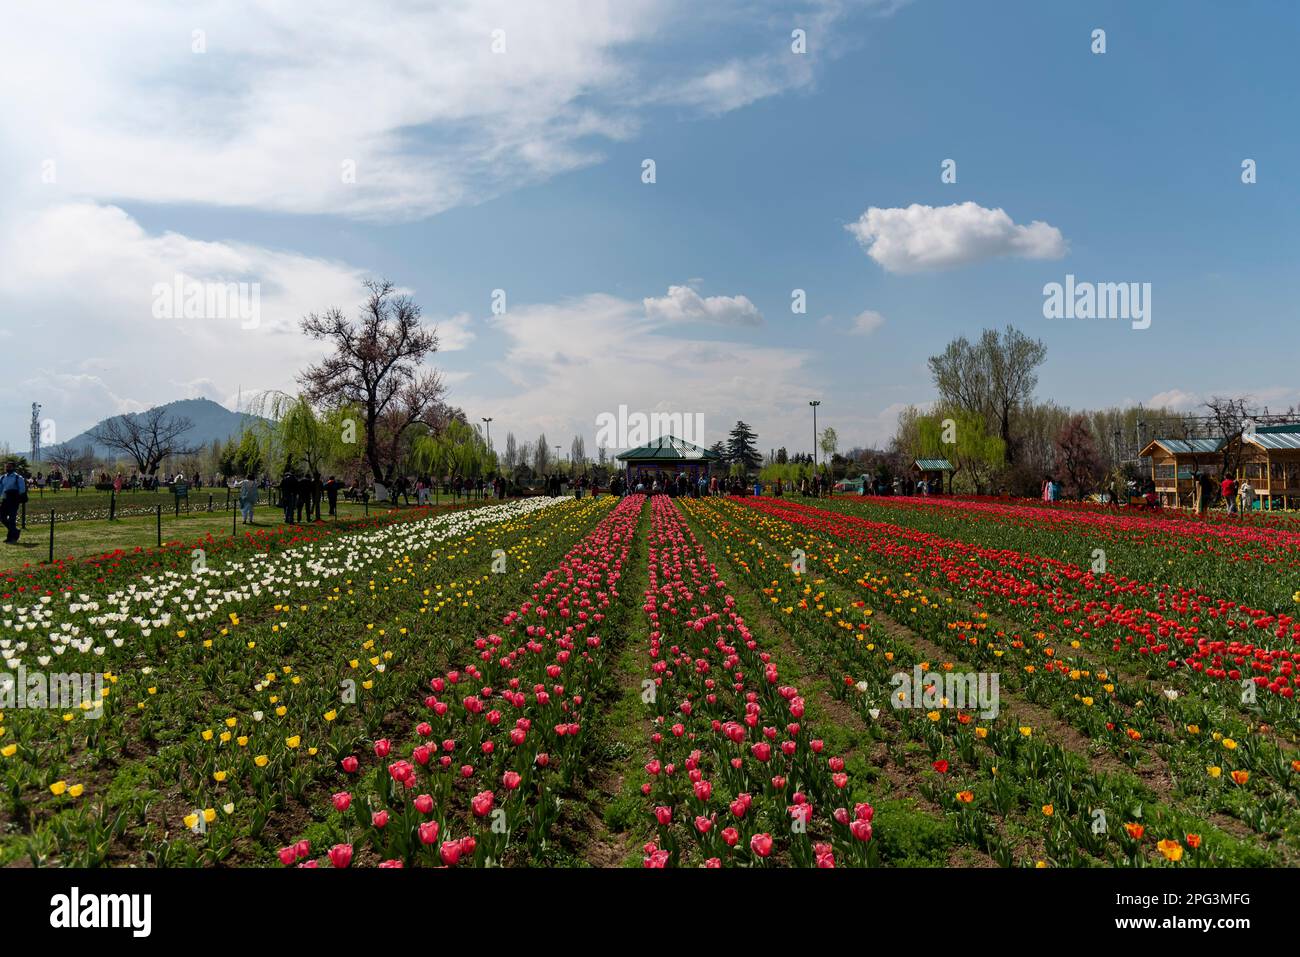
[615, 435, 720, 489]
[913, 458, 954, 494]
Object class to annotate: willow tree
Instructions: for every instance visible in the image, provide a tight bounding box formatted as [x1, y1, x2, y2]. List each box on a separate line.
[410, 419, 497, 482]
[917, 408, 1005, 494]
[251, 392, 356, 479]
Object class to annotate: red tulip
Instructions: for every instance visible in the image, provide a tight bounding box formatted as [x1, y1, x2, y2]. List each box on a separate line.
[750, 833, 773, 857]
[439, 839, 463, 866]
[328, 843, 353, 868]
[418, 821, 440, 845]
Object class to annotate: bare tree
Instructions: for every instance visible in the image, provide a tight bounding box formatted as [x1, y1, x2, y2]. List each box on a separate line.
[91, 407, 197, 476]
[502, 432, 519, 474]
[928, 326, 1046, 464]
[299, 278, 448, 484]
[1203, 395, 1259, 479]
[44, 442, 97, 476]
[1055, 415, 1104, 499]
[533, 433, 550, 474]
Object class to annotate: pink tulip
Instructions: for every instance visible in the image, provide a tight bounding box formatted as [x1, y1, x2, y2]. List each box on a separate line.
[328, 843, 353, 868]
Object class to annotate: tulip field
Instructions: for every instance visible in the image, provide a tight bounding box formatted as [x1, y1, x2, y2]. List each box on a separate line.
[1, 491, 1298, 868]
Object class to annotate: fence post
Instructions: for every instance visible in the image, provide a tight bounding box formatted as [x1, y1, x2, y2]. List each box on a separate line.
[232, 503, 237, 536]
[20, 500, 26, 529]
[156, 504, 162, 546]
[208, 493, 213, 513]
[109, 491, 116, 521]
[48, 510, 54, 563]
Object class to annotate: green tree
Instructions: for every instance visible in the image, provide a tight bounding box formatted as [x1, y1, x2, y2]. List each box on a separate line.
[917, 408, 1005, 494]
[726, 421, 762, 473]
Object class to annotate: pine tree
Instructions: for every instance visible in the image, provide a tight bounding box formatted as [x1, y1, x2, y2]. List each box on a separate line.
[726, 421, 761, 472]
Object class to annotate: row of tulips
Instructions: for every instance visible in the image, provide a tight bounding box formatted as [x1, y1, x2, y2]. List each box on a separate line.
[1, 495, 603, 866]
[635, 494, 874, 868]
[746, 496, 1300, 707]
[833, 494, 1300, 622]
[275, 494, 644, 868]
[713, 497, 1300, 790]
[681, 496, 1288, 866]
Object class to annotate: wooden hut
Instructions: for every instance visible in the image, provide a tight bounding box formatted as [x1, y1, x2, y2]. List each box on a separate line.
[1238, 424, 1300, 510]
[912, 458, 955, 494]
[1138, 438, 1225, 507]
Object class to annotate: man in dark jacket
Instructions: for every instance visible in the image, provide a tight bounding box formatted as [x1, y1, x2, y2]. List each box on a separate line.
[279, 471, 296, 524]
[325, 476, 340, 516]
[295, 472, 312, 522]
[1, 462, 27, 544]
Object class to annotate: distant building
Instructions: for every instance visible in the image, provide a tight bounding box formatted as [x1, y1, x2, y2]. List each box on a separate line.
[1140, 424, 1300, 509]
[614, 435, 720, 488]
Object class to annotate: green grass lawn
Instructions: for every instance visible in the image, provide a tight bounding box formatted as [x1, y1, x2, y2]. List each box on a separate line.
[0, 496, 472, 568]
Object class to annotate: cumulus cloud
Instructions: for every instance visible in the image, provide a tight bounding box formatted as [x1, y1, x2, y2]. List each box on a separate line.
[845, 202, 1067, 273]
[850, 309, 886, 335]
[643, 285, 763, 327]
[457, 292, 813, 453]
[0, 202, 373, 441]
[434, 313, 477, 352]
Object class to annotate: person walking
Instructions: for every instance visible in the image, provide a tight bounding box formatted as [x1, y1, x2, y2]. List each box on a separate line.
[1221, 474, 1237, 515]
[1196, 470, 1214, 515]
[1, 462, 27, 544]
[325, 475, 340, 516]
[239, 474, 258, 524]
[279, 470, 297, 525]
[1239, 479, 1256, 515]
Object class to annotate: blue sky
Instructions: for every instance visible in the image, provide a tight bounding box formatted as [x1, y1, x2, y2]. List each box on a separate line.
[1, 0, 1296, 456]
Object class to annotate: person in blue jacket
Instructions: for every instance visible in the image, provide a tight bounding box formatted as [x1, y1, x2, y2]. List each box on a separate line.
[1, 461, 28, 544]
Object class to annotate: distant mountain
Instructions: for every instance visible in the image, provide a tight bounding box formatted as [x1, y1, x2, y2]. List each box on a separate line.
[48, 398, 267, 461]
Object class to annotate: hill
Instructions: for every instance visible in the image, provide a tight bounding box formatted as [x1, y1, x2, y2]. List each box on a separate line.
[49, 398, 267, 461]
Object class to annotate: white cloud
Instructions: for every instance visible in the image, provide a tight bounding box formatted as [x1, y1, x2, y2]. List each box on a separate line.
[850, 309, 886, 335]
[1147, 389, 1202, 412]
[0, 0, 889, 222]
[457, 291, 813, 454]
[435, 313, 477, 352]
[643, 284, 763, 327]
[845, 202, 1067, 273]
[0, 202, 373, 442]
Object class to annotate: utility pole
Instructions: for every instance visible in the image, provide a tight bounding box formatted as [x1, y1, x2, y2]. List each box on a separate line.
[30, 403, 41, 463]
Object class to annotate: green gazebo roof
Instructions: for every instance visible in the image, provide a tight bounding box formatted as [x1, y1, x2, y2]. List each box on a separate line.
[615, 435, 721, 462]
[914, 458, 954, 472]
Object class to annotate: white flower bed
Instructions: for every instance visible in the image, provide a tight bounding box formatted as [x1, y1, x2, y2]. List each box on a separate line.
[0, 496, 569, 671]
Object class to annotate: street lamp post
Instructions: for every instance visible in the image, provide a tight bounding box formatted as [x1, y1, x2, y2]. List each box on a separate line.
[809, 400, 821, 470]
[481, 417, 492, 449]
